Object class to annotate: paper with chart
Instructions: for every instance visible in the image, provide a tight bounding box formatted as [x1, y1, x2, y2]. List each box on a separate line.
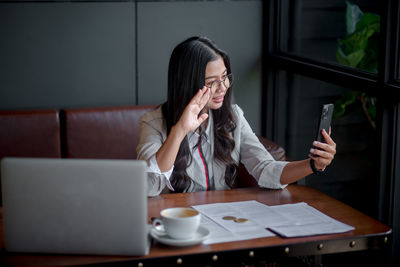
[192, 200, 354, 244]
[193, 200, 275, 245]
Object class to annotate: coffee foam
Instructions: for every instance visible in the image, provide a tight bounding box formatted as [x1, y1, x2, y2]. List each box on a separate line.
[162, 208, 198, 218]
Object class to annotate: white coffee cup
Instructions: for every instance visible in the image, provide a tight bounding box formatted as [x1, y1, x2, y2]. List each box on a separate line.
[152, 207, 201, 240]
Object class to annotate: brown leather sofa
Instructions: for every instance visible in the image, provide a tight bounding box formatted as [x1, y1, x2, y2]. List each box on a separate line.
[63, 106, 155, 159]
[0, 110, 61, 159]
[0, 105, 286, 188]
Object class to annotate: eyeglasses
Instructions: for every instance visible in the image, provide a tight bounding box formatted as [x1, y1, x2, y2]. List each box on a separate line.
[205, 73, 234, 92]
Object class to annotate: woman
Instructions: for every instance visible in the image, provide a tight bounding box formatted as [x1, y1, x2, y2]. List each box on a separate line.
[137, 36, 336, 197]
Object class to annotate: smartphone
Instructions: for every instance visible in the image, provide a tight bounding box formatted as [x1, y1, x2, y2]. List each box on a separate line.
[313, 104, 334, 155]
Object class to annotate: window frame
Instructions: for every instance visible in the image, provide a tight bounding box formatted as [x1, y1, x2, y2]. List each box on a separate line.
[262, 1, 400, 265]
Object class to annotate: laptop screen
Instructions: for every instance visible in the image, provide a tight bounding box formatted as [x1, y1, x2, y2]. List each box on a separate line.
[1, 157, 149, 256]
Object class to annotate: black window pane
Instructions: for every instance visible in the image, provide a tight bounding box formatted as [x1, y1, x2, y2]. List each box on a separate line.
[278, 0, 380, 74]
[273, 71, 378, 217]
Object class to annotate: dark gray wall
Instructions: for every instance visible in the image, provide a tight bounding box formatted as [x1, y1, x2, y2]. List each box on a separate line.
[0, 0, 263, 133]
[0, 2, 136, 109]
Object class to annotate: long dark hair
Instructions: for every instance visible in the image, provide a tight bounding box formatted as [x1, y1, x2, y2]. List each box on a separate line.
[162, 36, 237, 192]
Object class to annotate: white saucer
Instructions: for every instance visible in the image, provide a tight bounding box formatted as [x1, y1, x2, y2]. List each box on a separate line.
[150, 225, 210, 247]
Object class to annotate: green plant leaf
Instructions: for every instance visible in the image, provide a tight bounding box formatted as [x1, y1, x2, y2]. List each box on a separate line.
[336, 46, 365, 67]
[359, 34, 379, 73]
[356, 12, 380, 33]
[338, 29, 369, 55]
[338, 2, 380, 72]
[351, 29, 370, 51]
[335, 2, 378, 128]
[347, 50, 366, 67]
[345, 1, 364, 35]
[336, 46, 349, 65]
[333, 91, 357, 118]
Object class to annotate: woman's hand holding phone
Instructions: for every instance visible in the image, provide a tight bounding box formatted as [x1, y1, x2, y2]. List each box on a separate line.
[309, 128, 336, 171]
[309, 104, 336, 172]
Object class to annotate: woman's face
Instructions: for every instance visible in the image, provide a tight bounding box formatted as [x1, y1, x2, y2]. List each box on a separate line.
[204, 56, 229, 110]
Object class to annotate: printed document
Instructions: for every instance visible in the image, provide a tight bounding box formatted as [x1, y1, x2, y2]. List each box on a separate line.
[192, 201, 354, 245]
[193, 201, 275, 244]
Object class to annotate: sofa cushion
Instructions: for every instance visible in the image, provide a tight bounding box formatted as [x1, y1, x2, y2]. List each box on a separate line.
[0, 110, 61, 158]
[236, 136, 287, 188]
[64, 105, 157, 159]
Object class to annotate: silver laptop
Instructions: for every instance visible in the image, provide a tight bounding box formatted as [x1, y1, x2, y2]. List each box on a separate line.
[1, 157, 150, 256]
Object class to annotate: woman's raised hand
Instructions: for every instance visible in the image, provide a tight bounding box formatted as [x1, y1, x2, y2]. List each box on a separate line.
[176, 86, 211, 135]
[155, 87, 210, 173]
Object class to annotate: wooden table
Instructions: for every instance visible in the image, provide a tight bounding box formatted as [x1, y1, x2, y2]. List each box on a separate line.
[0, 185, 392, 266]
